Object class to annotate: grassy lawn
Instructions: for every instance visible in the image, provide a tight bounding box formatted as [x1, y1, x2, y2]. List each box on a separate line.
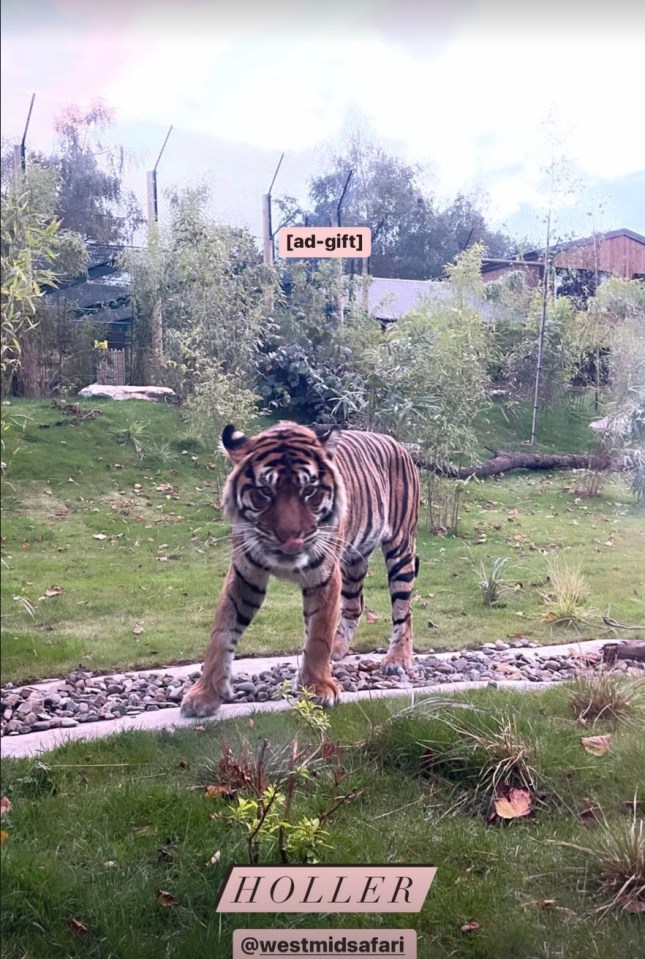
[1, 398, 643, 684]
[2, 685, 644, 958]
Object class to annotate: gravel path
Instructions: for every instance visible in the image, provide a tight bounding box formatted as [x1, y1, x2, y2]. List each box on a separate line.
[3, 639, 642, 740]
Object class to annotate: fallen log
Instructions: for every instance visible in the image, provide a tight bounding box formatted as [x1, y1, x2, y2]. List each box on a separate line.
[414, 451, 614, 480]
[602, 641, 645, 665]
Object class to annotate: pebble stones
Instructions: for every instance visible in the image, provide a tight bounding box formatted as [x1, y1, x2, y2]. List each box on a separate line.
[1, 646, 643, 738]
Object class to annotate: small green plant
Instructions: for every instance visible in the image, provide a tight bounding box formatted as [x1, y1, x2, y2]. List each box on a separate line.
[275, 680, 332, 734]
[476, 556, 512, 607]
[568, 672, 645, 725]
[111, 420, 151, 460]
[210, 737, 357, 864]
[139, 438, 178, 467]
[541, 558, 594, 627]
[573, 468, 604, 499]
[425, 477, 466, 535]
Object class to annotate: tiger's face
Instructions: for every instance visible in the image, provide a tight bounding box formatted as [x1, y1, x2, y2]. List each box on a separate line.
[221, 422, 345, 572]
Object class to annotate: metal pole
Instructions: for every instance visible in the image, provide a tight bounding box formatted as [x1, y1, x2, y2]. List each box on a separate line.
[20, 93, 35, 173]
[336, 170, 352, 228]
[262, 194, 273, 265]
[262, 153, 285, 265]
[146, 125, 173, 225]
[145, 125, 173, 377]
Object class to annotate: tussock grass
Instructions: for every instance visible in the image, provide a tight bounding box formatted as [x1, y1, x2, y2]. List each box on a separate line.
[568, 671, 645, 725]
[541, 558, 595, 627]
[557, 810, 645, 915]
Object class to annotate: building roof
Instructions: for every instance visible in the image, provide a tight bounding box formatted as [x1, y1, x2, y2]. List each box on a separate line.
[367, 277, 450, 320]
[481, 228, 645, 274]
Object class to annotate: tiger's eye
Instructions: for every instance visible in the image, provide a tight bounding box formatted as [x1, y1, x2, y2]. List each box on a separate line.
[250, 486, 272, 508]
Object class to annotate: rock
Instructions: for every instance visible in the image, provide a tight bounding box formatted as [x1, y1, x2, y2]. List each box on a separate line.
[77, 384, 176, 403]
[61, 718, 79, 728]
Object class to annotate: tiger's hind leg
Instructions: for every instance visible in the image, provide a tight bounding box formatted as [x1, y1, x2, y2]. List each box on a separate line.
[331, 554, 370, 661]
[381, 537, 417, 675]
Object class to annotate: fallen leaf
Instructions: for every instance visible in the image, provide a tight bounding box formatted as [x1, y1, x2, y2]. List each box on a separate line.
[132, 825, 153, 836]
[494, 788, 533, 819]
[44, 586, 64, 598]
[247, 719, 255, 729]
[207, 850, 222, 866]
[205, 785, 232, 799]
[526, 899, 556, 909]
[194, 725, 206, 733]
[365, 610, 378, 624]
[581, 734, 612, 756]
[68, 918, 89, 936]
[0, 831, 8, 844]
[156, 889, 179, 907]
[132, 623, 144, 635]
[92, 533, 107, 541]
[460, 920, 481, 934]
[0, 796, 12, 818]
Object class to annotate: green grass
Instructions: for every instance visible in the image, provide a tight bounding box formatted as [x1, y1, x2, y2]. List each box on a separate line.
[1, 686, 644, 958]
[476, 391, 600, 455]
[1, 397, 643, 684]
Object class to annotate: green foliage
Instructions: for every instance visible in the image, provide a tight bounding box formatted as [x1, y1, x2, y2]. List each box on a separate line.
[1, 170, 62, 383]
[275, 681, 332, 734]
[477, 556, 513, 607]
[125, 187, 278, 424]
[347, 245, 493, 463]
[1, 165, 90, 408]
[257, 261, 371, 422]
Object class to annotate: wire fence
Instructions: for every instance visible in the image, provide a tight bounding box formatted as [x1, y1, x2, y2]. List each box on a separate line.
[1, 88, 321, 248]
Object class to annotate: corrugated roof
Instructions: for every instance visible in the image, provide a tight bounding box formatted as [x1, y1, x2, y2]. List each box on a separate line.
[367, 277, 450, 320]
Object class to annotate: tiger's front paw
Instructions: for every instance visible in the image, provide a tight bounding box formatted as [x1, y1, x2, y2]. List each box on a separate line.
[298, 675, 341, 707]
[180, 679, 232, 718]
[381, 653, 412, 676]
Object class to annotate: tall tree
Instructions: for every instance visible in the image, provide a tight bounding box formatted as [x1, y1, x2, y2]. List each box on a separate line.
[282, 132, 513, 279]
[46, 101, 143, 245]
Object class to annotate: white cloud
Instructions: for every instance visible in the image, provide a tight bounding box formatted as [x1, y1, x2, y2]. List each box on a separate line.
[2, 1, 644, 229]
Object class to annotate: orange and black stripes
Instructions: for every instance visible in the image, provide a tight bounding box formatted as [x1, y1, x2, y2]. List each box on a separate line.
[180, 422, 420, 718]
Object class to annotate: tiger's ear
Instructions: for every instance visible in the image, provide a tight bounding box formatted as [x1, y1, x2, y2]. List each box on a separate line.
[221, 424, 250, 464]
[315, 426, 342, 458]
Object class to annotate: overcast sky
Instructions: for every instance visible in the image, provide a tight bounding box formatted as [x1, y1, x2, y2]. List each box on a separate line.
[2, 0, 644, 240]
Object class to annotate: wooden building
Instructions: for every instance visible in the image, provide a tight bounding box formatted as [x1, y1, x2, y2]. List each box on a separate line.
[481, 228, 645, 299]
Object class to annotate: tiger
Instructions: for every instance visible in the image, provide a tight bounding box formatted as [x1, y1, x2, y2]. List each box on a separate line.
[180, 420, 420, 718]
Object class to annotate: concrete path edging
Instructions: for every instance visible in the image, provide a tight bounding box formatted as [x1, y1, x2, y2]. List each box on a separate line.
[1, 638, 612, 759]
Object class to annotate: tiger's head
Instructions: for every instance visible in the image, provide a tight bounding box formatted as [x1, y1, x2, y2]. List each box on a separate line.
[220, 422, 346, 571]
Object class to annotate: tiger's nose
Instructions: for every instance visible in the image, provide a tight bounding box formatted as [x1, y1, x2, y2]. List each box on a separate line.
[279, 536, 305, 554]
